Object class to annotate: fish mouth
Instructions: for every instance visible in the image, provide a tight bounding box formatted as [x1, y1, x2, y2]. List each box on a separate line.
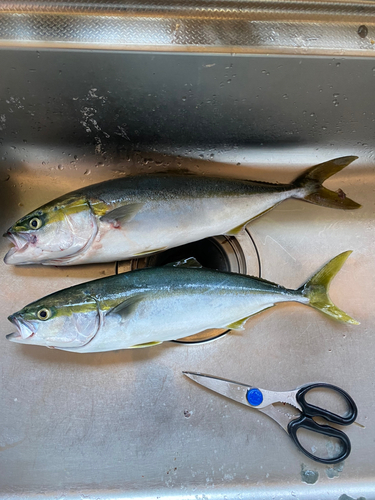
[7, 315, 36, 342]
[3, 231, 33, 264]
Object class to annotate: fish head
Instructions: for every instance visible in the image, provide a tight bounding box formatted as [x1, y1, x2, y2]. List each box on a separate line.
[7, 290, 101, 349]
[3, 195, 98, 265]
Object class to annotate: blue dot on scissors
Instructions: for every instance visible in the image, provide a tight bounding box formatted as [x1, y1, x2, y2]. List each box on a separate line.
[246, 388, 263, 406]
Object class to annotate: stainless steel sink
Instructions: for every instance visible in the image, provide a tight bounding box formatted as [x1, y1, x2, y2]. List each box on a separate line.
[0, 2, 374, 499]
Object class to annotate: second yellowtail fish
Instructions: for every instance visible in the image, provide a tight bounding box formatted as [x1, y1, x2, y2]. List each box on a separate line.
[4, 156, 360, 265]
[7, 251, 358, 353]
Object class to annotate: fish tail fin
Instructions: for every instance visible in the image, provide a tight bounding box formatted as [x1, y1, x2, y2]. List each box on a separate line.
[292, 156, 361, 210]
[299, 250, 359, 324]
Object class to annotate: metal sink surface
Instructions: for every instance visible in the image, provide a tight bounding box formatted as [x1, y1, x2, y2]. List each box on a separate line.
[0, 3, 375, 500]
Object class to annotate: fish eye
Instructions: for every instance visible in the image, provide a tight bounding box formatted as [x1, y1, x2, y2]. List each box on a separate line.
[29, 217, 42, 230]
[37, 308, 51, 321]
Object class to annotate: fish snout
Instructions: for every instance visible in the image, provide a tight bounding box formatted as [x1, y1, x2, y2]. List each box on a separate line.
[7, 314, 36, 340]
[7, 313, 17, 323]
[7, 314, 24, 342]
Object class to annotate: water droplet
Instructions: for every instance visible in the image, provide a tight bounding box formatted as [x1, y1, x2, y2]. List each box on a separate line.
[310, 113, 315, 117]
[227, 79, 231, 84]
[333, 100, 339, 107]
[322, 126, 327, 130]
[84, 169, 91, 175]
[336, 62, 341, 67]
[283, 94, 288, 99]
[182, 96, 186, 102]
[58, 164, 64, 170]
[357, 24, 368, 38]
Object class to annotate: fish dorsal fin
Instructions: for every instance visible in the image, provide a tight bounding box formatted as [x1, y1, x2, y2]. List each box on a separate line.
[165, 257, 203, 269]
[108, 295, 143, 319]
[128, 341, 163, 348]
[100, 202, 144, 225]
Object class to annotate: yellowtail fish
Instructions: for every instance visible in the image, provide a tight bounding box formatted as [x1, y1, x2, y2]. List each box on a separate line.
[7, 251, 358, 353]
[3, 156, 360, 266]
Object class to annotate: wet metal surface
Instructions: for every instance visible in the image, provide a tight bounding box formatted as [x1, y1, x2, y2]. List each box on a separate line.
[0, 45, 374, 500]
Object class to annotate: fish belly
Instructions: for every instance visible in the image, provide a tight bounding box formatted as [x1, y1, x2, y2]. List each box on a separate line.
[74, 191, 292, 264]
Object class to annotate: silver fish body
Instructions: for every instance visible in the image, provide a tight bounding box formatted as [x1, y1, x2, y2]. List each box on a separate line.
[3, 157, 360, 266]
[7, 251, 358, 353]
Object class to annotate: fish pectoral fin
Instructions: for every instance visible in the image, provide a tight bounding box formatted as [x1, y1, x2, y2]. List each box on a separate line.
[225, 316, 253, 330]
[100, 202, 144, 225]
[225, 209, 274, 236]
[133, 247, 167, 256]
[164, 257, 203, 269]
[108, 295, 143, 319]
[128, 341, 163, 348]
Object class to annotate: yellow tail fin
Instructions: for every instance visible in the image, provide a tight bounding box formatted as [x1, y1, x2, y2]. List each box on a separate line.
[300, 251, 359, 324]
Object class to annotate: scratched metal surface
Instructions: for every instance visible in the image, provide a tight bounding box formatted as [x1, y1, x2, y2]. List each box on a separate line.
[0, 48, 374, 499]
[1, 0, 375, 55]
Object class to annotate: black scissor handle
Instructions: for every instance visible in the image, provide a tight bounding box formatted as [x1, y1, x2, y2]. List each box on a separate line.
[296, 383, 357, 425]
[288, 415, 351, 464]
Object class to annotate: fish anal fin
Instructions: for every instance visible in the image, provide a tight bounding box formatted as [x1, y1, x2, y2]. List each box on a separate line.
[108, 295, 143, 319]
[128, 341, 162, 348]
[226, 316, 252, 330]
[225, 208, 273, 235]
[226, 305, 275, 330]
[225, 222, 250, 236]
[100, 202, 144, 226]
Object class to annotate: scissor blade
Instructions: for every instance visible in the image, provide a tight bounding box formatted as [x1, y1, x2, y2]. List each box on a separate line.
[183, 371, 251, 407]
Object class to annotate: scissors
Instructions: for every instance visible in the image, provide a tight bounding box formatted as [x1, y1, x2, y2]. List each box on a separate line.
[183, 372, 358, 464]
